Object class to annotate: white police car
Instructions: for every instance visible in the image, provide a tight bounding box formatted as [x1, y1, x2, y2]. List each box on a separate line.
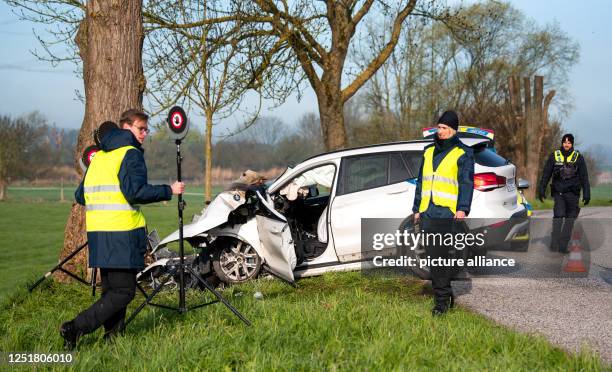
[148, 128, 530, 284]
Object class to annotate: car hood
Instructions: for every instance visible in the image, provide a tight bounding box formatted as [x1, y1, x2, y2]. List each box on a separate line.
[157, 191, 246, 247]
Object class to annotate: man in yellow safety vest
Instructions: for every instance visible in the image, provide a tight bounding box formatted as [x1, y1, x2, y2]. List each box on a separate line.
[60, 109, 185, 349]
[413, 110, 474, 316]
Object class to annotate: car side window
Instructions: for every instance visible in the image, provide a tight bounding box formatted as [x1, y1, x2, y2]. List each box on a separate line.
[389, 153, 411, 184]
[402, 152, 423, 178]
[338, 154, 388, 195]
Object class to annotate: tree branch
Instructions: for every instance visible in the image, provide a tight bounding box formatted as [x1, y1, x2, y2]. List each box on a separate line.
[341, 0, 416, 102]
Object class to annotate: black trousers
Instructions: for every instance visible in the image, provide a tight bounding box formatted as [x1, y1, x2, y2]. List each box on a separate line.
[73, 268, 137, 336]
[422, 218, 461, 302]
[552, 192, 580, 252]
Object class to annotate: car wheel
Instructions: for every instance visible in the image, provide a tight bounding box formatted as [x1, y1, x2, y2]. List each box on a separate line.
[398, 216, 471, 280]
[399, 216, 431, 280]
[212, 238, 262, 284]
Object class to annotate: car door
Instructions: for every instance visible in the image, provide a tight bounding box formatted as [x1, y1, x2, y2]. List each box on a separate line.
[329, 152, 420, 260]
[254, 190, 297, 284]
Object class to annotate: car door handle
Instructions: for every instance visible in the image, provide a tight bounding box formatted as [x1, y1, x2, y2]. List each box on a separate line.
[387, 184, 411, 194]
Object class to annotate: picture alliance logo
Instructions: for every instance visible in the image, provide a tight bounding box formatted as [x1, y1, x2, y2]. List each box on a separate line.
[371, 230, 487, 251]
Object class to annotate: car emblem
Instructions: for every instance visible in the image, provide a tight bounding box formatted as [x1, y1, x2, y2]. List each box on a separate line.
[233, 194, 240, 201]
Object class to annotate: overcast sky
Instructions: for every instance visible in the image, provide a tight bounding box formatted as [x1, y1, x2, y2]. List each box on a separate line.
[0, 1, 610, 149]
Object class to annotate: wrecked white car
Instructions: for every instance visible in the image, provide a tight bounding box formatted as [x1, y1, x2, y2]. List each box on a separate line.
[142, 135, 530, 286]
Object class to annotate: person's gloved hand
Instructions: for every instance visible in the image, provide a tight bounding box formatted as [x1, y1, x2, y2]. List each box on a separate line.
[538, 191, 545, 203]
[583, 198, 590, 205]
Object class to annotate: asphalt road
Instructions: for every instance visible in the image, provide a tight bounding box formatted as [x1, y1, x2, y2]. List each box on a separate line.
[453, 207, 612, 364]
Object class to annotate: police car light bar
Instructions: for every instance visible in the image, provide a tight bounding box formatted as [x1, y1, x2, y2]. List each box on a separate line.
[422, 126, 495, 140]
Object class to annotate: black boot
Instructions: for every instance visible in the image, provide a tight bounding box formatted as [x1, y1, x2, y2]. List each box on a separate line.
[103, 318, 125, 342]
[431, 297, 451, 316]
[59, 321, 82, 350]
[432, 293, 455, 316]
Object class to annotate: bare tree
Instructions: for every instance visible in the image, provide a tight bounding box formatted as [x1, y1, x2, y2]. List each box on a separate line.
[233, 116, 287, 146]
[297, 112, 324, 152]
[144, 0, 274, 202]
[352, 0, 578, 151]
[7, 0, 147, 278]
[152, 0, 419, 150]
[0, 115, 45, 200]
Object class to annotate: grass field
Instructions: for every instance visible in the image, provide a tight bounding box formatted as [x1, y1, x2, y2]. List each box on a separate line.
[527, 184, 612, 210]
[1, 273, 605, 370]
[0, 186, 221, 298]
[0, 186, 609, 370]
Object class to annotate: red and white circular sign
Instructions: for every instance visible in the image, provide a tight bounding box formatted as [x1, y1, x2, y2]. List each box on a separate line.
[166, 106, 189, 139]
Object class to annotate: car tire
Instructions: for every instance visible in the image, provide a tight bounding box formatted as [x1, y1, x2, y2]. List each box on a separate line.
[398, 216, 431, 280]
[399, 215, 471, 280]
[211, 237, 262, 284]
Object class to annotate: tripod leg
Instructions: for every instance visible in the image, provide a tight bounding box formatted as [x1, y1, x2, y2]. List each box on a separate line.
[125, 267, 178, 327]
[185, 267, 251, 326]
[136, 281, 149, 296]
[91, 268, 98, 297]
[28, 242, 88, 292]
[58, 268, 90, 285]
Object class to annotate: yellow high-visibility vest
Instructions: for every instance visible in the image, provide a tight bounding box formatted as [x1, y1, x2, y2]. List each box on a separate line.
[84, 146, 146, 232]
[554, 150, 579, 164]
[419, 146, 465, 214]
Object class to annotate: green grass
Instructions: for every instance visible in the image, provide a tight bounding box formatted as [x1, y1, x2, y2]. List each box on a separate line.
[529, 184, 612, 210]
[0, 186, 221, 300]
[4, 185, 221, 205]
[1, 273, 605, 370]
[0, 187, 609, 370]
[590, 184, 612, 200]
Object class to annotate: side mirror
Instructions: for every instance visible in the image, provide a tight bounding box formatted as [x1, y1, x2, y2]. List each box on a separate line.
[517, 179, 529, 189]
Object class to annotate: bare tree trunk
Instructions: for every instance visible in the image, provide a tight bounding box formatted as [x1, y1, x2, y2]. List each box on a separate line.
[0, 179, 5, 201]
[56, 0, 145, 282]
[506, 75, 554, 200]
[60, 176, 65, 202]
[508, 76, 525, 178]
[319, 98, 348, 150]
[318, 71, 348, 150]
[524, 76, 542, 200]
[204, 110, 214, 203]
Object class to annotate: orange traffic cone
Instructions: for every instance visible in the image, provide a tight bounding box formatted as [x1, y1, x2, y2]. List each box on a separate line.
[563, 230, 587, 273]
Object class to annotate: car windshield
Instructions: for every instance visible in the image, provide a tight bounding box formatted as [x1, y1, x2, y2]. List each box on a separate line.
[272, 166, 292, 184]
[292, 165, 334, 189]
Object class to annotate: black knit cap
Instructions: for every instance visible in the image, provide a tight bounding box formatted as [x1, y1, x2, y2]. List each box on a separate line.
[561, 133, 574, 145]
[437, 110, 459, 131]
[94, 121, 119, 146]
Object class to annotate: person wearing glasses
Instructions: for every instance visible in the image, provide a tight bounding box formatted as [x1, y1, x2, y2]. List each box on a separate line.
[60, 109, 185, 349]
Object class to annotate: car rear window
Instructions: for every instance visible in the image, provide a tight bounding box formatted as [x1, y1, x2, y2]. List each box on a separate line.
[474, 147, 508, 167]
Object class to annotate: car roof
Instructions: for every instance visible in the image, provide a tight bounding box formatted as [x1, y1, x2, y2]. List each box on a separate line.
[269, 138, 489, 191]
[301, 138, 487, 164]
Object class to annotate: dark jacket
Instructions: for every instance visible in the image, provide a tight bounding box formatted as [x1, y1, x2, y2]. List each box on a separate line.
[539, 147, 590, 200]
[75, 129, 172, 269]
[412, 134, 475, 218]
